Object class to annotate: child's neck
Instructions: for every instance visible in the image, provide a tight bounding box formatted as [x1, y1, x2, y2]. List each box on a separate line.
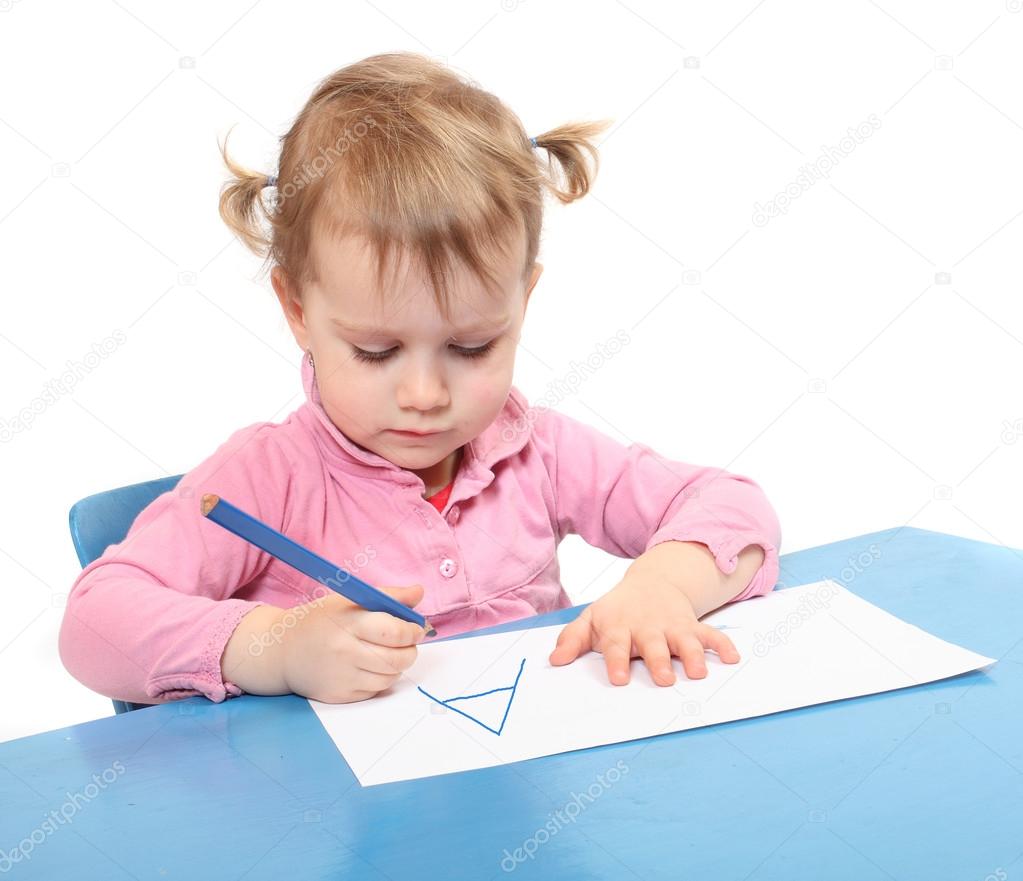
[418, 446, 464, 498]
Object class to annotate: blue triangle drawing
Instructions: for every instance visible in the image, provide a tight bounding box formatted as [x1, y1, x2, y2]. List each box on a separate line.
[418, 658, 526, 735]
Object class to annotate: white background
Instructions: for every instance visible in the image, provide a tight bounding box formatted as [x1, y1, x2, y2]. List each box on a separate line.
[1, 1, 1021, 741]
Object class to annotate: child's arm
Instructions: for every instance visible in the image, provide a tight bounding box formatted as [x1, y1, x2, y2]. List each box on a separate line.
[59, 425, 291, 705]
[625, 539, 766, 619]
[530, 405, 782, 685]
[218, 604, 290, 694]
[530, 405, 781, 604]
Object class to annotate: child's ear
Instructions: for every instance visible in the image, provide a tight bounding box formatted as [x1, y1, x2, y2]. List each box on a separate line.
[271, 266, 310, 349]
[525, 262, 543, 306]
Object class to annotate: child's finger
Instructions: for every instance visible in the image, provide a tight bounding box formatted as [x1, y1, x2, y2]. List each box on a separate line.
[356, 642, 418, 676]
[700, 625, 741, 663]
[343, 690, 379, 704]
[352, 610, 426, 648]
[634, 630, 675, 686]
[601, 628, 633, 686]
[548, 613, 592, 666]
[672, 632, 709, 680]
[352, 668, 400, 694]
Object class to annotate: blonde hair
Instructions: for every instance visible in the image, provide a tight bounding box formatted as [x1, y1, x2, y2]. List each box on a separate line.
[218, 51, 611, 317]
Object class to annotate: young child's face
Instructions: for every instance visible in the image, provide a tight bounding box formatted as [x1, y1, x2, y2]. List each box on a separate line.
[273, 229, 542, 484]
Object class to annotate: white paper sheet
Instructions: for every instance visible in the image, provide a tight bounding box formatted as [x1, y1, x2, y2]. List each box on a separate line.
[308, 580, 996, 786]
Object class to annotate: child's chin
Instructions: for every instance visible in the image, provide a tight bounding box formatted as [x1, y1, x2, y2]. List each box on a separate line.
[376, 440, 448, 463]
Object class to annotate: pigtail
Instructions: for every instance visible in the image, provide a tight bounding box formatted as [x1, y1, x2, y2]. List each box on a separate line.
[533, 118, 614, 205]
[216, 123, 274, 260]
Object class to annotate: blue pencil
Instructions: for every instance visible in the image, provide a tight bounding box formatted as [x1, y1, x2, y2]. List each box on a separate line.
[201, 494, 435, 636]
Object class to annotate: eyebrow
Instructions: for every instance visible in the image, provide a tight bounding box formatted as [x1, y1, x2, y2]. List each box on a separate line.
[330, 315, 510, 335]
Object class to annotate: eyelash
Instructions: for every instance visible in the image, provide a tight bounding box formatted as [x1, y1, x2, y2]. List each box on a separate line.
[351, 340, 497, 365]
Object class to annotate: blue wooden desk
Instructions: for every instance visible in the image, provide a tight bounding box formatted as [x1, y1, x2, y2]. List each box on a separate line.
[2, 527, 1021, 880]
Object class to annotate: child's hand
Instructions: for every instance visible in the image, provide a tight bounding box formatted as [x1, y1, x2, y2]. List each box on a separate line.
[548, 574, 740, 686]
[280, 584, 427, 703]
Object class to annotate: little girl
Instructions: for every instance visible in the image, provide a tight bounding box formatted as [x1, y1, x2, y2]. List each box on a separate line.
[59, 52, 781, 708]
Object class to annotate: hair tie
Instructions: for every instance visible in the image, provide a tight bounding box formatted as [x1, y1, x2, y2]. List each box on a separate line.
[265, 174, 277, 188]
[530, 136, 538, 148]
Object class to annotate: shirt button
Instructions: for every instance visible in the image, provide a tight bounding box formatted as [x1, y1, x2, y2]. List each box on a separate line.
[447, 505, 460, 524]
[439, 557, 458, 578]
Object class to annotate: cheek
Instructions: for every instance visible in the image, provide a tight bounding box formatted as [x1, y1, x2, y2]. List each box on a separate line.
[320, 361, 379, 413]
[457, 360, 514, 417]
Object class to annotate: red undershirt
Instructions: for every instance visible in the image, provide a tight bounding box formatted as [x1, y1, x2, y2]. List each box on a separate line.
[424, 480, 454, 512]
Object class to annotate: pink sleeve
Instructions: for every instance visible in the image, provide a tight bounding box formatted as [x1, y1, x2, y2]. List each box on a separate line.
[59, 425, 291, 705]
[531, 407, 782, 604]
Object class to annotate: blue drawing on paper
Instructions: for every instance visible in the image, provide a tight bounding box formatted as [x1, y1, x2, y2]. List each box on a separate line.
[418, 658, 526, 735]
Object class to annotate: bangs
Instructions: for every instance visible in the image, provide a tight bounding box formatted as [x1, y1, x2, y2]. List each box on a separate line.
[309, 183, 527, 321]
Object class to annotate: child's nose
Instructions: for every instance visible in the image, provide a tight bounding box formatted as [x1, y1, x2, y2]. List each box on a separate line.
[396, 361, 450, 410]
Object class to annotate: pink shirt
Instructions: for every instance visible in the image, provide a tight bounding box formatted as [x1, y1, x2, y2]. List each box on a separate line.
[59, 355, 782, 705]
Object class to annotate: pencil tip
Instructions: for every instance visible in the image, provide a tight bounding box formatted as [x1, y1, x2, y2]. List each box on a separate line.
[200, 494, 219, 516]
[426, 627, 437, 637]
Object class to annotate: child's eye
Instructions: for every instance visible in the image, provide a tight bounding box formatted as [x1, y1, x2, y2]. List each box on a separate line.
[451, 340, 496, 360]
[351, 341, 496, 365]
[351, 347, 394, 364]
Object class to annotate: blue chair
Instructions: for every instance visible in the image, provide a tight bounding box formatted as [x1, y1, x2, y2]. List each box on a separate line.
[68, 474, 184, 714]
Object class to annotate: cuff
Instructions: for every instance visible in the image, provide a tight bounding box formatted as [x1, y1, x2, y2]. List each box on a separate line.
[144, 600, 266, 703]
